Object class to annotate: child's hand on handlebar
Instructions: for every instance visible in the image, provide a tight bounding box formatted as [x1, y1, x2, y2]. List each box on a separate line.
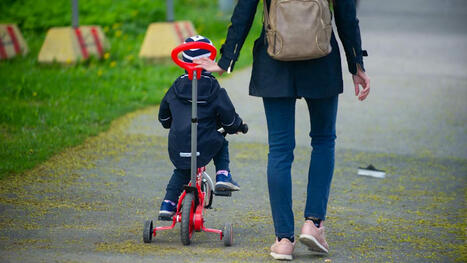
[216, 123, 248, 135]
[239, 123, 248, 134]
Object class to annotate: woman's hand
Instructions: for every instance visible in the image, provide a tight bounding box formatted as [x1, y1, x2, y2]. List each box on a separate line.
[352, 64, 370, 101]
[193, 57, 226, 76]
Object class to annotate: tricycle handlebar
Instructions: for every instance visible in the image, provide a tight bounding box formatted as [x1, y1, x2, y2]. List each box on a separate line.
[171, 42, 217, 80]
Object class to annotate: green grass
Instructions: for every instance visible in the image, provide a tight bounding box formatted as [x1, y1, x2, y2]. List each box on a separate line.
[0, 0, 263, 178]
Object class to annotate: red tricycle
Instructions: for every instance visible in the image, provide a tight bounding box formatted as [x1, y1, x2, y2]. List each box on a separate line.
[142, 42, 247, 246]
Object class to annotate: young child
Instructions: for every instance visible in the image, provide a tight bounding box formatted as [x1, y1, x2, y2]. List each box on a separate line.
[158, 35, 244, 220]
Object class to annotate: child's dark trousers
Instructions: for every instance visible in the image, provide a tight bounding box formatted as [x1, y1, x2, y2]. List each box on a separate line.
[163, 138, 230, 202]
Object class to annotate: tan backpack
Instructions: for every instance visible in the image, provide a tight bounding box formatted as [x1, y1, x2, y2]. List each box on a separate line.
[264, 0, 333, 61]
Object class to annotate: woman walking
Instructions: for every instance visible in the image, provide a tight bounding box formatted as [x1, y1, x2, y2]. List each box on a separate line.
[195, 0, 370, 260]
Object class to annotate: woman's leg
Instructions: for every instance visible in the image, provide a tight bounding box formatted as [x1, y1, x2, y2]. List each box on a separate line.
[304, 95, 338, 220]
[263, 97, 296, 240]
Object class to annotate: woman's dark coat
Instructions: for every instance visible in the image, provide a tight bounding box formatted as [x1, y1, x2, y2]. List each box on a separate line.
[217, 0, 367, 98]
[158, 72, 243, 169]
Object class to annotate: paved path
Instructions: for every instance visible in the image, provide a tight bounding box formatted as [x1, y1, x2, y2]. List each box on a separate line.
[1, 0, 466, 262]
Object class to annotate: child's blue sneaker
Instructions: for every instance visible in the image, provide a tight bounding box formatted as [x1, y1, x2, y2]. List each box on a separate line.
[158, 200, 176, 221]
[215, 170, 240, 192]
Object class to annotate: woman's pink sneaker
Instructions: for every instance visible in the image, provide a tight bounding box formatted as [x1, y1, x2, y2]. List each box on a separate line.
[270, 238, 295, 261]
[299, 220, 329, 255]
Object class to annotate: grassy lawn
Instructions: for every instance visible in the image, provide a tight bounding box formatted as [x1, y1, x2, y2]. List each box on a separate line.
[0, 0, 263, 178]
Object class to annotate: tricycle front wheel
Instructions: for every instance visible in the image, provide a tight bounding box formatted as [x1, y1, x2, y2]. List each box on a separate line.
[181, 192, 195, 245]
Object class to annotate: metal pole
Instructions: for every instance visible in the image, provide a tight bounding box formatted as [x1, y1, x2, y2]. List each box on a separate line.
[167, 0, 174, 22]
[190, 70, 198, 186]
[71, 0, 79, 28]
[219, 0, 235, 14]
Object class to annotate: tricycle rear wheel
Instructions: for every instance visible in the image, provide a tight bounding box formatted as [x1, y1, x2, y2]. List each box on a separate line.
[223, 223, 233, 246]
[143, 220, 153, 243]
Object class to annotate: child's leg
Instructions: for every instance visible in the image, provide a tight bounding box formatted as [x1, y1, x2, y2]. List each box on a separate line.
[213, 139, 240, 191]
[163, 168, 191, 202]
[213, 138, 230, 172]
[159, 168, 191, 219]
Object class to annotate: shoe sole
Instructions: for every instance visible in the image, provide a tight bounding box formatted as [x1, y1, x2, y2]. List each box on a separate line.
[158, 211, 175, 220]
[270, 252, 292, 261]
[299, 234, 328, 255]
[215, 182, 240, 191]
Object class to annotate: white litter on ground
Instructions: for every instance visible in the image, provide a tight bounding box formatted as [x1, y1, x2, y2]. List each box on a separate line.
[358, 164, 386, 178]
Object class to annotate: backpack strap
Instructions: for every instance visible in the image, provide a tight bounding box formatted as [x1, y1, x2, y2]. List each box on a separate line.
[263, 0, 271, 30]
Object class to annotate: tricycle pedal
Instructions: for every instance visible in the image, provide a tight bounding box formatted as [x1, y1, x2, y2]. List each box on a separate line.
[214, 191, 232, 197]
[158, 215, 173, 221]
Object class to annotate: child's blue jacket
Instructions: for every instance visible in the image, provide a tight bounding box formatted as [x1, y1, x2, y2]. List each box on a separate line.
[158, 72, 243, 169]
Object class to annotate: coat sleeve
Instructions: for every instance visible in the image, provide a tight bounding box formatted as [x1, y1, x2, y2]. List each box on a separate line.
[333, 0, 368, 75]
[216, 88, 243, 134]
[158, 88, 172, 129]
[218, 0, 260, 73]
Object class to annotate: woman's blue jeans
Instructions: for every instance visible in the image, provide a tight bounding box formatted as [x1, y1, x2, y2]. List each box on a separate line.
[263, 96, 338, 239]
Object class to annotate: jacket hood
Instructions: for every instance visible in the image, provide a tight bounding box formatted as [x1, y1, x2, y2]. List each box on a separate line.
[173, 72, 219, 103]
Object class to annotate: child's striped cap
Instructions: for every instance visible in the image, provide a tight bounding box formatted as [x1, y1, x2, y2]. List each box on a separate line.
[182, 35, 213, 63]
